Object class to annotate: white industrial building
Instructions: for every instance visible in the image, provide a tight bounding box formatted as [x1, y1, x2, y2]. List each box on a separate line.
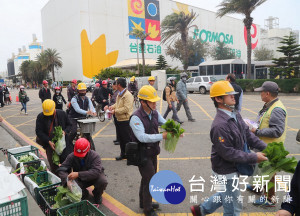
[41, 0, 260, 81]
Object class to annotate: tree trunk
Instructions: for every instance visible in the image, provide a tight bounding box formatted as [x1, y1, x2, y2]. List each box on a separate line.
[182, 31, 188, 73]
[141, 39, 146, 76]
[244, 16, 253, 79]
[52, 66, 56, 82]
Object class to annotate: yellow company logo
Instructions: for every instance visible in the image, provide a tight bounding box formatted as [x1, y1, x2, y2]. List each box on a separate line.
[81, 30, 119, 78]
[148, 23, 159, 39]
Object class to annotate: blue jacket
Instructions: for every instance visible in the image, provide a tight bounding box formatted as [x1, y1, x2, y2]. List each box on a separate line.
[210, 109, 267, 174]
[176, 80, 187, 101]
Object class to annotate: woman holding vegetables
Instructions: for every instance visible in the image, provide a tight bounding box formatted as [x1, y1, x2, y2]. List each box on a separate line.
[36, 99, 72, 172]
[129, 85, 169, 216]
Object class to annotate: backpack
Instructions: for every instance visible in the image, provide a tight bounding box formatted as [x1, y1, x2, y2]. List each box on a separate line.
[163, 85, 172, 101]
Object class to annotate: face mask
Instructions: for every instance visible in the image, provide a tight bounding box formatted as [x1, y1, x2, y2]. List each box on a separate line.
[56, 91, 60, 94]
[79, 93, 86, 96]
[182, 77, 187, 82]
[21, 89, 24, 91]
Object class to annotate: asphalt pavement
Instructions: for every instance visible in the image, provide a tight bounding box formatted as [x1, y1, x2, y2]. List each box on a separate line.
[0, 88, 299, 216]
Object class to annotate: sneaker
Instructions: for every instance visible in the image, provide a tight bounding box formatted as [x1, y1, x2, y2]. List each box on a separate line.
[253, 198, 275, 207]
[190, 205, 201, 216]
[246, 184, 262, 195]
[188, 119, 196, 122]
[25, 113, 28, 115]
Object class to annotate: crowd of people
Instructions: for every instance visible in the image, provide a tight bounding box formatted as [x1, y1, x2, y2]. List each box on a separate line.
[0, 74, 299, 216]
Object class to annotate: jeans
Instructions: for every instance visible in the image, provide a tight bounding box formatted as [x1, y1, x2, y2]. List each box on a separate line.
[21, 102, 27, 113]
[163, 101, 181, 122]
[200, 178, 242, 216]
[176, 99, 193, 120]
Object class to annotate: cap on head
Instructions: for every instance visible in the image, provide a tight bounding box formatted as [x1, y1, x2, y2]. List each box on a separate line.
[77, 83, 87, 90]
[43, 80, 48, 85]
[20, 85, 24, 89]
[254, 81, 279, 93]
[55, 86, 60, 90]
[138, 85, 160, 102]
[95, 83, 100, 87]
[102, 80, 108, 85]
[210, 81, 237, 98]
[71, 79, 77, 84]
[74, 138, 90, 157]
[42, 99, 56, 116]
[148, 76, 155, 81]
[167, 77, 176, 84]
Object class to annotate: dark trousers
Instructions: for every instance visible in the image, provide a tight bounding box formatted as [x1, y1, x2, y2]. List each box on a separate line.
[45, 146, 59, 173]
[0, 95, 4, 107]
[116, 120, 131, 156]
[113, 115, 120, 141]
[138, 155, 157, 212]
[76, 172, 108, 200]
[69, 118, 78, 145]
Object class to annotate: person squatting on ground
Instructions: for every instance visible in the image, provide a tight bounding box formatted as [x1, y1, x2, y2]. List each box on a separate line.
[163, 77, 183, 124]
[68, 83, 96, 146]
[53, 86, 67, 110]
[225, 73, 243, 112]
[176, 72, 196, 122]
[247, 81, 288, 206]
[35, 99, 73, 173]
[57, 138, 108, 205]
[190, 81, 268, 216]
[39, 80, 51, 103]
[129, 85, 168, 216]
[19, 86, 28, 115]
[105, 77, 133, 161]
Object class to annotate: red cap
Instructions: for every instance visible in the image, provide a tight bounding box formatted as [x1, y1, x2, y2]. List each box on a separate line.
[55, 86, 60, 90]
[3, 84, 6, 86]
[43, 80, 48, 84]
[102, 80, 108, 85]
[72, 79, 77, 84]
[74, 138, 90, 157]
[95, 83, 100, 87]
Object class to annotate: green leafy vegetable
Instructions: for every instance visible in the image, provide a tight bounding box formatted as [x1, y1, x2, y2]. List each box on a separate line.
[52, 186, 82, 208]
[18, 155, 35, 162]
[25, 165, 46, 174]
[161, 119, 185, 153]
[259, 142, 298, 189]
[52, 152, 60, 166]
[52, 126, 64, 165]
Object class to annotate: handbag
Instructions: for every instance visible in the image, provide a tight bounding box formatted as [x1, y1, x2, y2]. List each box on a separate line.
[236, 119, 255, 176]
[25, 96, 30, 102]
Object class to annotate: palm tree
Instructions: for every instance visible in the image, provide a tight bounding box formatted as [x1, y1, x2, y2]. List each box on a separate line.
[129, 29, 150, 76]
[19, 60, 32, 83]
[28, 61, 44, 85]
[217, 0, 267, 79]
[37, 48, 62, 82]
[161, 11, 197, 72]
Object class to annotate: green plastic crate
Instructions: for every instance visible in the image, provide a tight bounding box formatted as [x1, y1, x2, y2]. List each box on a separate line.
[24, 171, 61, 205]
[39, 187, 59, 216]
[57, 200, 105, 216]
[0, 189, 28, 216]
[7, 146, 39, 162]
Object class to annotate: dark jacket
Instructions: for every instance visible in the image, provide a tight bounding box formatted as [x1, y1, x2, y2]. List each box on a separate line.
[99, 87, 113, 103]
[110, 90, 119, 105]
[281, 161, 300, 215]
[53, 94, 67, 110]
[210, 109, 266, 174]
[57, 150, 104, 185]
[128, 81, 138, 92]
[39, 87, 51, 102]
[230, 82, 243, 111]
[67, 87, 77, 102]
[35, 109, 72, 148]
[92, 88, 101, 103]
[68, 95, 89, 118]
[3, 87, 9, 97]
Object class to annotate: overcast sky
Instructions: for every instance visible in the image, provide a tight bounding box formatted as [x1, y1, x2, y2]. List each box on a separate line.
[0, 0, 299, 74]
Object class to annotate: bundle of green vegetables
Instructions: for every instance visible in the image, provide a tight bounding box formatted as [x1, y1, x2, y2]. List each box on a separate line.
[25, 165, 46, 174]
[52, 186, 81, 209]
[259, 142, 297, 190]
[18, 155, 35, 162]
[29, 171, 52, 187]
[52, 126, 64, 166]
[161, 119, 185, 153]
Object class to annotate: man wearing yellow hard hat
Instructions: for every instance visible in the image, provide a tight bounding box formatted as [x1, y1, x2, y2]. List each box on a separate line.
[36, 99, 72, 172]
[128, 76, 138, 96]
[129, 85, 168, 216]
[148, 76, 155, 87]
[190, 81, 267, 216]
[68, 83, 96, 147]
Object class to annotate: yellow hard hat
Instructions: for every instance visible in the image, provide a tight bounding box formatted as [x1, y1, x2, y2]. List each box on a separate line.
[210, 81, 237, 98]
[148, 76, 155, 81]
[138, 85, 160, 102]
[42, 99, 56, 116]
[130, 77, 135, 82]
[77, 82, 87, 90]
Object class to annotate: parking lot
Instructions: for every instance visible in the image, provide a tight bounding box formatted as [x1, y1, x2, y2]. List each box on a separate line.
[1, 88, 299, 215]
